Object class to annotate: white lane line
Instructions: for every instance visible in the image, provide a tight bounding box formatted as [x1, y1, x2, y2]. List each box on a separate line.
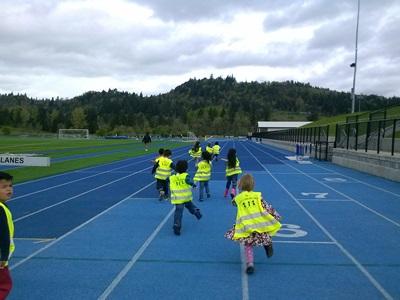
[298, 199, 352, 202]
[15, 149, 191, 222]
[256, 142, 400, 198]
[249, 142, 400, 228]
[242, 142, 394, 300]
[98, 208, 174, 300]
[13, 145, 189, 187]
[274, 240, 335, 244]
[10, 181, 156, 271]
[240, 245, 249, 300]
[11, 157, 157, 202]
[14, 166, 152, 222]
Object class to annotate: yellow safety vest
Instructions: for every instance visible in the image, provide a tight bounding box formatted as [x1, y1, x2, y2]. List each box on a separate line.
[0, 202, 15, 266]
[193, 160, 212, 182]
[206, 146, 213, 154]
[154, 157, 172, 180]
[226, 158, 242, 177]
[189, 147, 202, 158]
[170, 173, 192, 204]
[233, 191, 281, 239]
[212, 145, 220, 154]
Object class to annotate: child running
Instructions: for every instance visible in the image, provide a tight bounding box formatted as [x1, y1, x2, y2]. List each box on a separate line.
[152, 149, 174, 201]
[193, 151, 212, 201]
[169, 160, 202, 235]
[212, 141, 220, 161]
[0, 172, 15, 299]
[206, 143, 213, 156]
[152, 148, 164, 163]
[225, 174, 282, 274]
[222, 148, 242, 199]
[188, 141, 202, 165]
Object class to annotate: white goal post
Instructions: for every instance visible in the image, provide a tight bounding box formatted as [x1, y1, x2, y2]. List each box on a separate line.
[58, 129, 89, 139]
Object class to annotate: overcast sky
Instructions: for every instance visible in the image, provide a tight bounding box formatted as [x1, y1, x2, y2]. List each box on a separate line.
[0, 0, 399, 99]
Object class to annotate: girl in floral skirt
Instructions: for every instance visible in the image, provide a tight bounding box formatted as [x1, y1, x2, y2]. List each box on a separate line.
[225, 173, 282, 274]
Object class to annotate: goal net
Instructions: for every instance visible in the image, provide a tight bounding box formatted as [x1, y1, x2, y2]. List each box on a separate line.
[58, 129, 89, 139]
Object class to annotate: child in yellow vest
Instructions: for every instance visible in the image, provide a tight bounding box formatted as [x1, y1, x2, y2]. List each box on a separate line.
[212, 141, 220, 161]
[193, 151, 212, 201]
[0, 172, 14, 298]
[205, 143, 213, 156]
[222, 148, 242, 199]
[151, 148, 164, 163]
[188, 141, 202, 165]
[152, 149, 174, 201]
[169, 160, 202, 235]
[225, 174, 282, 274]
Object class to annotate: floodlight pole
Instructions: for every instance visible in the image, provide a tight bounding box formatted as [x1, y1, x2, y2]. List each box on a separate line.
[351, 0, 360, 113]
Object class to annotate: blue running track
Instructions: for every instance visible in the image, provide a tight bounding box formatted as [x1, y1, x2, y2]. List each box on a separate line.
[7, 140, 400, 299]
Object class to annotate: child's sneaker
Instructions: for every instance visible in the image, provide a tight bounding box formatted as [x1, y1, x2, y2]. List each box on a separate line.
[265, 244, 274, 258]
[246, 263, 254, 274]
[206, 194, 211, 199]
[194, 209, 202, 220]
[199, 198, 204, 202]
[223, 188, 229, 198]
[173, 224, 181, 236]
[159, 190, 165, 201]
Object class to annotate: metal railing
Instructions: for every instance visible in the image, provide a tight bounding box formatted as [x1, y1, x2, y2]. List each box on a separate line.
[253, 117, 399, 160]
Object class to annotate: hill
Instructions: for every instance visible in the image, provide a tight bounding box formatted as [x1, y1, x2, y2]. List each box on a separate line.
[1, 76, 399, 136]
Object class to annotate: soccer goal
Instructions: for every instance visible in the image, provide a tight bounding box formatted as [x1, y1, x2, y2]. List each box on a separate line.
[58, 129, 89, 139]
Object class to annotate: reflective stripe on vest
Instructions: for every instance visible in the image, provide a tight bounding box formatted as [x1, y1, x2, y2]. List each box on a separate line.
[226, 158, 242, 177]
[169, 173, 192, 204]
[0, 202, 15, 265]
[189, 148, 202, 158]
[193, 161, 211, 181]
[212, 145, 220, 154]
[233, 191, 281, 239]
[155, 157, 172, 180]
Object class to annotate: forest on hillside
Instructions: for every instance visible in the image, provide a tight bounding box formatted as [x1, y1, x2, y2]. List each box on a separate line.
[1, 76, 399, 136]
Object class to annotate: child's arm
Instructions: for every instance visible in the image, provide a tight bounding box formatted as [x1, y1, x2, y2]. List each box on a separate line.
[185, 174, 196, 188]
[151, 162, 159, 174]
[0, 208, 10, 268]
[261, 198, 281, 221]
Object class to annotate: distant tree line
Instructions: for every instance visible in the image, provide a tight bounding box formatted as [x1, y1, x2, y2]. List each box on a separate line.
[1, 76, 399, 136]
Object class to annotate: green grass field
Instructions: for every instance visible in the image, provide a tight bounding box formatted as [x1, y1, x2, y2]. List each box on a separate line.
[0, 137, 186, 183]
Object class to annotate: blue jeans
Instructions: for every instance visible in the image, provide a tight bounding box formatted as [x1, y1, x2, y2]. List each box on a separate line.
[173, 201, 200, 229]
[199, 181, 210, 200]
[226, 174, 238, 189]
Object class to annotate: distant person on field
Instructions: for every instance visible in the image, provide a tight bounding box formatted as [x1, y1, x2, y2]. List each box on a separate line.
[0, 172, 15, 299]
[188, 141, 202, 165]
[212, 141, 220, 161]
[169, 160, 202, 235]
[152, 149, 174, 201]
[142, 132, 152, 151]
[221, 148, 242, 199]
[193, 151, 212, 201]
[225, 174, 281, 274]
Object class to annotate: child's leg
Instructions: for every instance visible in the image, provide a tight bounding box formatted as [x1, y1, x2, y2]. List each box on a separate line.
[184, 201, 202, 219]
[225, 176, 232, 197]
[173, 204, 184, 235]
[245, 245, 254, 274]
[156, 179, 164, 200]
[163, 179, 169, 198]
[226, 176, 232, 189]
[264, 243, 274, 258]
[0, 267, 12, 299]
[199, 181, 205, 201]
[205, 181, 210, 197]
[230, 174, 238, 198]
